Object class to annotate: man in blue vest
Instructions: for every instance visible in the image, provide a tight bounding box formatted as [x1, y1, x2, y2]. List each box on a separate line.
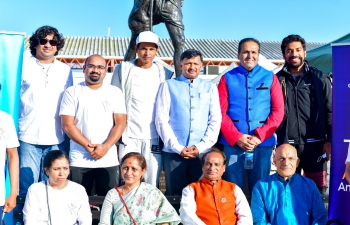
[218, 38, 284, 194]
[155, 49, 222, 195]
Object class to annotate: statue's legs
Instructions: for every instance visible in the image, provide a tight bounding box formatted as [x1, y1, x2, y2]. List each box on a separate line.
[165, 23, 185, 77]
[124, 31, 140, 61]
[124, 5, 151, 61]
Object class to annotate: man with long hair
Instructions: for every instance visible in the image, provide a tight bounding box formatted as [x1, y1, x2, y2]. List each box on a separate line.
[18, 26, 72, 195]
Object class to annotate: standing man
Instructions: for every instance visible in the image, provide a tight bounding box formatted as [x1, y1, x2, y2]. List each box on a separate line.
[0, 82, 19, 220]
[276, 34, 332, 194]
[0, 110, 19, 223]
[60, 54, 126, 196]
[111, 31, 173, 187]
[18, 26, 72, 195]
[156, 49, 221, 195]
[218, 38, 284, 194]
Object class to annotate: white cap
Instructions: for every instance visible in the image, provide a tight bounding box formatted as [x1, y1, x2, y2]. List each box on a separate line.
[136, 31, 160, 47]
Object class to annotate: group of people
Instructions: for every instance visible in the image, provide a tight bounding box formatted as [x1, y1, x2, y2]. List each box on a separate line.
[0, 24, 332, 225]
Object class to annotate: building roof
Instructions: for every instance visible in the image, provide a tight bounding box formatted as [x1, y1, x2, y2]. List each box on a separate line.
[24, 36, 324, 61]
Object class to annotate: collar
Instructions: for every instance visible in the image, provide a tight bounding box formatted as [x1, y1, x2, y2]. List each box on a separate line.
[236, 63, 261, 74]
[31, 55, 56, 65]
[274, 172, 296, 184]
[292, 73, 304, 81]
[178, 74, 200, 84]
[132, 58, 157, 67]
[201, 177, 223, 185]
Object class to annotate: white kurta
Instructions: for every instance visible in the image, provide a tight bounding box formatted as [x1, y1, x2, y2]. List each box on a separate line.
[23, 180, 92, 225]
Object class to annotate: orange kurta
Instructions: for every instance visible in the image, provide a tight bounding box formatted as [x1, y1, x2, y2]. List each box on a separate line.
[189, 178, 237, 225]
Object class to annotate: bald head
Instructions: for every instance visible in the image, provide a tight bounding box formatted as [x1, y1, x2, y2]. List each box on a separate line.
[83, 54, 107, 88]
[275, 144, 298, 158]
[84, 54, 107, 67]
[274, 144, 300, 180]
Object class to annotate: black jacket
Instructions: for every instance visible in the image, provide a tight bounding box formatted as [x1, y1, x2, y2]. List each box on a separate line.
[276, 61, 332, 145]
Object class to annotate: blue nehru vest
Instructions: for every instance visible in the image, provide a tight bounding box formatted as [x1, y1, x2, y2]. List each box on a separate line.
[164, 75, 213, 152]
[219, 64, 277, 147]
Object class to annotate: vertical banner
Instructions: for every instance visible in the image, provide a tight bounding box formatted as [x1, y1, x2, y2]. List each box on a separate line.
[329, 43, 350, 223]
[0, 31, 24, 225]
[0, 32, 24, 125]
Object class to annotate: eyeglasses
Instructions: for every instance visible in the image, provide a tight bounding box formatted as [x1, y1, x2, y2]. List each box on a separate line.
[86, 64, 106, 70]
[39, 38, 58, 46]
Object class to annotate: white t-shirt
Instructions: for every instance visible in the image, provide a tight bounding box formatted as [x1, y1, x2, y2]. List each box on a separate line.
[23, 180, 91, 225]
[0, 111, 19, 206]
[59, 82, 126, 168]
[129, 64, 161, 139]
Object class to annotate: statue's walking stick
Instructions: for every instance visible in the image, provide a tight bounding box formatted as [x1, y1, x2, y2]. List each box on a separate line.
[149, 0, 154, 31]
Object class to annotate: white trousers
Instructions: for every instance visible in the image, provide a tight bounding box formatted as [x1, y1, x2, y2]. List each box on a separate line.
[119, 138, 162, 187]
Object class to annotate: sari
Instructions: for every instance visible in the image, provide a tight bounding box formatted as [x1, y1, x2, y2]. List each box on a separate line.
[99, 182, 181, 225]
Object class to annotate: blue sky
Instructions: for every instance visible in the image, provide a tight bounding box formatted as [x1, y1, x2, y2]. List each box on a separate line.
[1, 0, 349, 43]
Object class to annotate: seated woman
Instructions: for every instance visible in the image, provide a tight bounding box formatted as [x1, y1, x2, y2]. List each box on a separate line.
[99, 152, 181, 225]
[23, 150, 92, 225]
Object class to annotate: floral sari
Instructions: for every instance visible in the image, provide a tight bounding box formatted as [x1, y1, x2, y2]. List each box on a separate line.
[99, 182, 181, 225]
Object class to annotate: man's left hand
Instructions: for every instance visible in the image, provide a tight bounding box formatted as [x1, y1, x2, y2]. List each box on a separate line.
[188, 145, 199, 157]
[250, 136, 262, 147]
[3, 194, 16, 213]
[323, 142, 331, 161]
[89, 144, 109, 160]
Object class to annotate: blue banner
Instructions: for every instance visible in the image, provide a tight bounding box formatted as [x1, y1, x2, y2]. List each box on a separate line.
[329, 43, 350, 223]
[0, 32, 24, 126]
[0, 32, 24, 225]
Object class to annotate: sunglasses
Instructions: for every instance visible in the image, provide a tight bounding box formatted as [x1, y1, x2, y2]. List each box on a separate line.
[39, 38, 58, 46]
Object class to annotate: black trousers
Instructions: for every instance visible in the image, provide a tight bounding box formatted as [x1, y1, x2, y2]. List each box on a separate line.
[294, 141, 327, 192]
[163, 152, 202, 196]
[70, 166, 119, 196]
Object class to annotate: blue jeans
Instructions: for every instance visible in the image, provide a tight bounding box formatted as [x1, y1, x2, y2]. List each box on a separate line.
[18, 140, 64, 195]
[223, 145, 273, 195]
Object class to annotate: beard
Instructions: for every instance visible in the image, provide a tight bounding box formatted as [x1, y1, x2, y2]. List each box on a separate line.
[287, 56, 304, 69]
[89, 73, 101, 82]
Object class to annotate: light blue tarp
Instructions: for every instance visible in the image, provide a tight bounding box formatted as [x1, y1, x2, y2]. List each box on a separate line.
[306, 32, 350, 74]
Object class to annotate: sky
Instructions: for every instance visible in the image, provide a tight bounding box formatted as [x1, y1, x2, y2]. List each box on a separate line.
[1, 0, 350, 43]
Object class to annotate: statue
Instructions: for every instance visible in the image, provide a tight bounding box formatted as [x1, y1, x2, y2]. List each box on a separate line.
[124, 0, 185, 77]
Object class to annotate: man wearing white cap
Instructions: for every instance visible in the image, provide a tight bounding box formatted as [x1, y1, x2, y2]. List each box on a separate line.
[111, 31, 173, 187]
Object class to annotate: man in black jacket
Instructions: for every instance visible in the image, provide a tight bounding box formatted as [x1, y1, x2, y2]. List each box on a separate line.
[276, 34, 332, 194]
